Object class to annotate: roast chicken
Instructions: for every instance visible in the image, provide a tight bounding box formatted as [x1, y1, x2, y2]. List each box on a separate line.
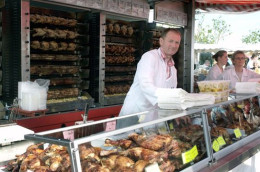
[128, 133, 172, 151]
[104, 138, 133, 149]
[32, 27, 79, 39]
[31, 14, 77, 27]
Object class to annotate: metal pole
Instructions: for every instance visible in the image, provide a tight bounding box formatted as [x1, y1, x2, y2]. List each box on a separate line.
[201, 108, 215, 164]
[68, 142, 81, 172]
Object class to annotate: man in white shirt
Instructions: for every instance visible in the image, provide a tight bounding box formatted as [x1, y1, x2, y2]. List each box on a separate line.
[117, 28, 183, 129]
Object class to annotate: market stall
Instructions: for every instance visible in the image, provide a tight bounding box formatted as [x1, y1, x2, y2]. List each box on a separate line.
[1, 0, 260, 171]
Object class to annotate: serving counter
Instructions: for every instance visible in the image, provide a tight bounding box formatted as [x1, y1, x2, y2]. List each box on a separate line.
[2, 94, 260, 172]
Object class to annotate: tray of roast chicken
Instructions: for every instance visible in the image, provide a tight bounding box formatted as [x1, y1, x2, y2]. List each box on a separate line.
[208, 97, 260, 152]
[6, 104, 260, 172]
[5, 122, 208, 172]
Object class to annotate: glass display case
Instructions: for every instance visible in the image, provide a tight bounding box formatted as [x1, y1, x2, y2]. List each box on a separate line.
[6, 94, 260, 172]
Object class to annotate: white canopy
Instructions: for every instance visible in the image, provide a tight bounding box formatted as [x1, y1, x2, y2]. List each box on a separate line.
[194, 43, 260, 53]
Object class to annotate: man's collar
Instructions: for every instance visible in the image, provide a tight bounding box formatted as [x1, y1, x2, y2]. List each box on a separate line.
[159, 48, 174, 66]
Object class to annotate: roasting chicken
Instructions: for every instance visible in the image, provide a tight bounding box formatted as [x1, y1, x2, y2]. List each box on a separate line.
[159, 160, 176, 172]
[32, 28, 46, 37]
[211, 126, 232, 144]
[31, 40, 41, 49]
[114, 24, 120, 34]
[173, 125, 204, 143]
[31, 54, 79, 61]
[58, 18, 68, 26]
[79, 145, 101, 162]
[100, 149, 118, 157]
[121, 25, 127, 35]
[40, 41, 50, 51]
[48, 88, 79, 99]
[50, 77, 79, 86]
[121, 147, 162, 163]
[134, 160, 149, 172]
[56, 29, 67, 39]
[59, 42, 68, 51]
[67, 19, 77, 27]
[102, 155, 134, 171]
[7, 144, 70, 172]
[105, 75, 133, 83]
[82, 161, 110, 172]
[107, 23, 113, 34]
[105, 84, 131, 95]
[49, 41, 59, 51]
[67, 42, 76, 51]
[104, 138, 133, 149]
[127, 26, 133, 36]
[43, 28, 57, 38]
[227, 121, 253, 135]
[66, 30, 79, 39]
[128, 133, 172, 151]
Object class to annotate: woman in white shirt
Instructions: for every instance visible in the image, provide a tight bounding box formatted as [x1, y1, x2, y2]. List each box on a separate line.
[219, 50, 260, 90]
[205, 50, 228, 80]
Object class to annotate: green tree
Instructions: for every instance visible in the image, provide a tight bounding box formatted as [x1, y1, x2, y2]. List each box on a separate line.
[195, 14, 231, 44]
[242, 29, 260, 44]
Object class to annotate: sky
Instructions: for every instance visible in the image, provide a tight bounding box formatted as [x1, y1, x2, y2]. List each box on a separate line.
[195, 10, 260, 46]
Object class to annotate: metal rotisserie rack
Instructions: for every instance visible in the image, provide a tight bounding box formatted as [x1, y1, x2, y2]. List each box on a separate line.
[27, 4, 93, 113]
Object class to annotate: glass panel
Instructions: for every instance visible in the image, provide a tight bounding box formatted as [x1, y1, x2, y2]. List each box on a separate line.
[207, 95, 260, 155]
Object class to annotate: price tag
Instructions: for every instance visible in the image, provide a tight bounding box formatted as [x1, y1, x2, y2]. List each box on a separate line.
[104, 120, 116, 132]
[217, 136, 226, 146]
[182, 145, 198, 164]
[234, 128, 242, 138]
[212, 139, 220, 152]
[63, 130, 74, 141]
[145, 162, 160, 172]
[169, 122, 174, 130]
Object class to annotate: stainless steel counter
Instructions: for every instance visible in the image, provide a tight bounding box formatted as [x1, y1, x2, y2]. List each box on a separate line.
[0, 140, 35, 163]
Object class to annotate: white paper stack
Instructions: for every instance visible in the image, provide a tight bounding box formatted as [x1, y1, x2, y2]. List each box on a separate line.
[156, 88, 215, 110]
[235, 82, 260, 94]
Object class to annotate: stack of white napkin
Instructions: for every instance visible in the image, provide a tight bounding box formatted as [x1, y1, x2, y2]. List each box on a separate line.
[156, 88, 215, 110]
[235, 82, 260, 94]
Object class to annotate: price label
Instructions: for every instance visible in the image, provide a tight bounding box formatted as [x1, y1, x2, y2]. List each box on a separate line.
[104, 120, 116, 132]
[169, 122, 174, 130]
[217, 136, 226, 146]
[212, 139, 220, 152]
[234, 128, 242, 138]
[145, 162, 160, 172]
[63, 130, 74, 141]
[182, 145, 198, 164]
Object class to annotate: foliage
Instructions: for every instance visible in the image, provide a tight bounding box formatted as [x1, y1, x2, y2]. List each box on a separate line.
[242, 29, 260, 44]
[195, 14, 231, 44]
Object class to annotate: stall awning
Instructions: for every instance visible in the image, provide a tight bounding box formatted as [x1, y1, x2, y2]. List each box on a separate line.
[195, 0, 260, 13]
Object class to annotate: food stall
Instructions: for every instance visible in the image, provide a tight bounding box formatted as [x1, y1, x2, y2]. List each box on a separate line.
[0, 0, 260, 171]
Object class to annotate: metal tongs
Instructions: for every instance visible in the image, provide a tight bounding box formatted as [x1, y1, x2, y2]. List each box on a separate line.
[81, 103, 89, 124]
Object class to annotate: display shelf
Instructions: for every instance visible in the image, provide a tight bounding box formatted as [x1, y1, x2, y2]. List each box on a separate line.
[3, 94, 260, 172]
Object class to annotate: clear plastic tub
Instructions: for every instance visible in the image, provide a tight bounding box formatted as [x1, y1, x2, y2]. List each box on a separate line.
[197, 80, 230, 92]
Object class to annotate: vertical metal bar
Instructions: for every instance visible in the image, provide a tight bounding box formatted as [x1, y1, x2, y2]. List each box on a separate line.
[21, 0, 30, 81]
[201, 108, 214, 164]
[257, 94, 260, 107]
[99, 13, 105, 105]
[68, 142, 82, 172]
